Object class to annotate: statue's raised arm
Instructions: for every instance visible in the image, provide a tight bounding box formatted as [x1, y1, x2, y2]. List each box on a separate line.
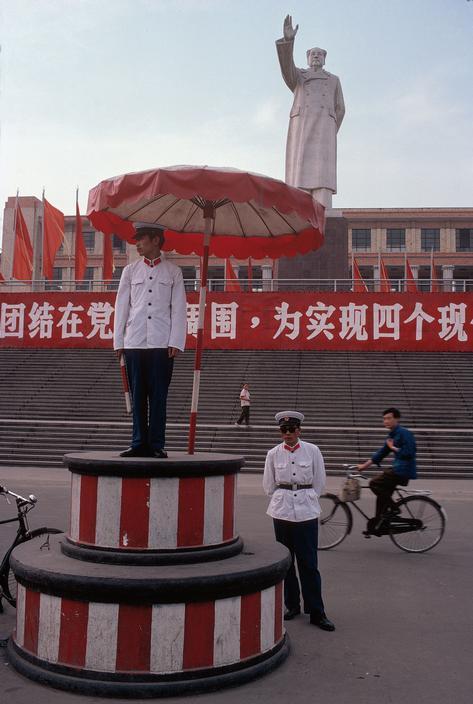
[275, 14, 345, 209]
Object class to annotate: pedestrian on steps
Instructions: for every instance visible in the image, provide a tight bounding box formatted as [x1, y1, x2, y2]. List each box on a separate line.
[235, 383, 251, 426]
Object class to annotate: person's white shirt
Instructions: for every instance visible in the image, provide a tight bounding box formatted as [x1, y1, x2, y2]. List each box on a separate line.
[240, 388, 250, 407]
[263, 439, 326, 521]
[113, 254, 187, 351]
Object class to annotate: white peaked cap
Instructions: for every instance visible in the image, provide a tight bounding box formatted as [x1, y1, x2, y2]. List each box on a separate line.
[275, 411, 305, 424]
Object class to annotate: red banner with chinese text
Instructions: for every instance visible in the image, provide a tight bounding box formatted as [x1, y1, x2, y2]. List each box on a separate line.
[1, 292, 473, 351]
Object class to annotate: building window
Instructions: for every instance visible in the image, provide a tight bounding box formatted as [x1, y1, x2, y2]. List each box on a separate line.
[421, 229, 440, 251]
[112, 234, 127, 253]
[351, 228, 371, 250]
[456, 229, 473, 252]
[386, 228, 405, 251]
[45, 267, 63, 290]
[181, 266, 197, 292]
[76, 266, 95, 291]
[107, 266, 124, 291]
[83, 231, 95, 251]
[208, 265, 225, 291]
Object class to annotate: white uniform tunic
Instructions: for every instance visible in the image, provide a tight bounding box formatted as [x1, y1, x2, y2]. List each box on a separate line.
[113, 254, 187, 351]
[263, 440, 326, 522]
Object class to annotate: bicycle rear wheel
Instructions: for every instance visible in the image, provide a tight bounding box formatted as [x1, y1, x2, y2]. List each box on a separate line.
[389, 496, 446, 553]
[1, 527, 62, 607]
[318, 494, 352, 549]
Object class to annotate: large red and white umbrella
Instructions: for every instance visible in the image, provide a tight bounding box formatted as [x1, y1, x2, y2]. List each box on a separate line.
[87, 165, 325, 453]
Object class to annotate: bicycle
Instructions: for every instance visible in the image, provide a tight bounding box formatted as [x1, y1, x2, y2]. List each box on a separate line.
[319, 466, 446, 553]
[0, 485, 62, 610]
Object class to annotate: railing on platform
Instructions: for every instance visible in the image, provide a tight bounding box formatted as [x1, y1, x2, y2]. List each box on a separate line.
[1, 278, 472, 293]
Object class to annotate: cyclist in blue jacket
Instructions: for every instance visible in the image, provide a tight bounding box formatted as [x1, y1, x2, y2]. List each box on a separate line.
[358, 408, 416, 527]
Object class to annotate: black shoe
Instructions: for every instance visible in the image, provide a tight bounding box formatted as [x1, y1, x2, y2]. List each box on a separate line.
[119, 446, 149, 458]
[150, 449, 168, 459]
[310, 612, 335, 631]
[283, 607, 301, 621]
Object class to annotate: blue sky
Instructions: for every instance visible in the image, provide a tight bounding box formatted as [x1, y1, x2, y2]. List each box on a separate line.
[1, 0, 472, 242]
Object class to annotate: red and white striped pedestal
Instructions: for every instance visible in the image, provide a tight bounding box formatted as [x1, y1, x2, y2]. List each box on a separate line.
[8, 452, 291, 697]
[63, 452, 243, 564]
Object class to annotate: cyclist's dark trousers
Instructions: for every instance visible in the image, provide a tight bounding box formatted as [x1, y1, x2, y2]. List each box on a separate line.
[273, 518, 325, 616]
[236, 406, 250, 425]
[125, 349, 174, 451]
[369, 470, 409, 518]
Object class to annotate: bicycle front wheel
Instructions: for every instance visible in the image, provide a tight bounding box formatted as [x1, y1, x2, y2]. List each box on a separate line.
[1, 527, 62, 607]
[318, 494, 352, 549]
[389, 496, 446, 553]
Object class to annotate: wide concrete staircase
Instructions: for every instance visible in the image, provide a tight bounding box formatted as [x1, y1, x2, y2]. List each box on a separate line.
[1, 349, 473, 476]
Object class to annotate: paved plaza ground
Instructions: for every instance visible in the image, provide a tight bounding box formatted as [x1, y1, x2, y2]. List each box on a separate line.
[0, 465, 472, 704]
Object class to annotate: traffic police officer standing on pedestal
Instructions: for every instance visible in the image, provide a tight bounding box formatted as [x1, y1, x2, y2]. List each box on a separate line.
[114, 224, 187, 458]
[263, 411, 335, 631]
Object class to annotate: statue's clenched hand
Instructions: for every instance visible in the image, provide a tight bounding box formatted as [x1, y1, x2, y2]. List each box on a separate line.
[283, 14, 298, 41]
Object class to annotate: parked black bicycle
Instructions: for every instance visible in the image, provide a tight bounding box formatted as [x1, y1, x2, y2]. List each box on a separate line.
[319, 466, 446, 553]
[0, 485, 62, 610]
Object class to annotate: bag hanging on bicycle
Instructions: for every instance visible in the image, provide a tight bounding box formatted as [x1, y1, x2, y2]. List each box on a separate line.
[340, 477, 361, 502]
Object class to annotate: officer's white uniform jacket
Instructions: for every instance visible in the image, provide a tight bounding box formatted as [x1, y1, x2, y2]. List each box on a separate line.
[113, 254, 187, 351]
[263, 440, 326, 522]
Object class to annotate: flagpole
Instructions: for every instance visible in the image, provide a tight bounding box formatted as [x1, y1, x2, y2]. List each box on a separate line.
[75, 186, 79, 288]
[11, 189, 19, 282]
[378, 249, 381, 292]
[430, 248, 434, 292]
[14, 189, 19, 234]
[404, 252, 407, 292]
[351, 251, 354, 291]
[42, 188, 45, 281]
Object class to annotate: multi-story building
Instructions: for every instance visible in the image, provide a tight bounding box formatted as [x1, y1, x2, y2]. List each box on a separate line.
[2, 197, 473, 291]
[346, 207, 473, 291]
[0, 196, 271, 291]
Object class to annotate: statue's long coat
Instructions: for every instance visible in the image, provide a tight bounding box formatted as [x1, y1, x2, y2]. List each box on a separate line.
[276, 38, 345, 193]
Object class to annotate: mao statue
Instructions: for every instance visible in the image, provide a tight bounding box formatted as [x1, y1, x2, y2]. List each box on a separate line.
[276, 15, 345, 209]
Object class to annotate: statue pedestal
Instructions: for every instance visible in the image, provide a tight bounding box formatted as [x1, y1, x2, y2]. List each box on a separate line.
[8, 452, 290, 697]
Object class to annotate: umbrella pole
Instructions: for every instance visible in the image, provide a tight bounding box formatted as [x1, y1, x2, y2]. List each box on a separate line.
[188, 213, 212, 454]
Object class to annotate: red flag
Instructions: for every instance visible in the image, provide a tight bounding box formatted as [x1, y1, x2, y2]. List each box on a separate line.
[43, 198, 64, 279]
[75, 195, 87, 281]
[379, 256, 391, 292]
[430, 250, 440, 292]
[247, 257, 253, 291]
[225, 258, 241, 291]
[405, 257, 418, 292]
[13, 202, 33, 280]
[103, 233, 114, 280]
[352, 257, 368, 292]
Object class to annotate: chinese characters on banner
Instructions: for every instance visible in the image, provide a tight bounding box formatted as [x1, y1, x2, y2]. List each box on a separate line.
[1, 292, 473, 351]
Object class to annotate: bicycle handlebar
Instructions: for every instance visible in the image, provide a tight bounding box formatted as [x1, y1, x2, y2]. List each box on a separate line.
[0, 486, 37, 505]
[341, 464, 369, 480]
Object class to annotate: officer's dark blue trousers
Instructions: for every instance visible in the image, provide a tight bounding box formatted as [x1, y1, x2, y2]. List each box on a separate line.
[124, 349, 174, 451]
[273, 518, 325, 616]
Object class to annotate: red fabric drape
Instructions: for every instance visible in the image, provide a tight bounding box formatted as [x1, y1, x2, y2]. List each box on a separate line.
[75, 200, 87, 281]
[405, 258, 418, 292]
[225, 259, 241, 292]
[431, 252, 441, 292]
[103, 233, 114, 280]
[379, 257, 391, 292]
[13, 203, 33, 281]
[43, 199, 64, 279]
[352, 257, 368, 292]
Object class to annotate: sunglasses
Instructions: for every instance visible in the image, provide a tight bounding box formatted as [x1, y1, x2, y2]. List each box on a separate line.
[280, 425, 298, 433]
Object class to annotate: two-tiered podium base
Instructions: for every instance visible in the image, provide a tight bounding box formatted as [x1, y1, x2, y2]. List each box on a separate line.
[8, 452, 290, 697]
